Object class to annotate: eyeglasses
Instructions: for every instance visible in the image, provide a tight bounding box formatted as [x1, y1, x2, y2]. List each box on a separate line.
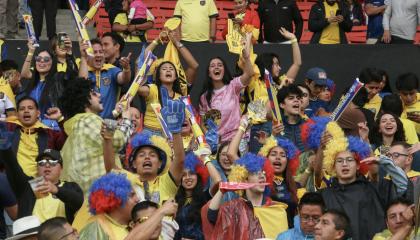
[58, 228, 78, 240]
[301, 215, 321, 223]
[387, 152, 409, 159]
[335, 157, 356, 165]
[35, 56, 52, 63]
[37, 159, 61, 167]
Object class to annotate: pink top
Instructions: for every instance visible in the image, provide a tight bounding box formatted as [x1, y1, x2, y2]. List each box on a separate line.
[130, 0, 147, 19]
[200, 77, 245, 142]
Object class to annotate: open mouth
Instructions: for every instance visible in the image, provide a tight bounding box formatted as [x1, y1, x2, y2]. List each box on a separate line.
[213, 69, 221, 76]
[292, 104, 300, 110]
[143, 161, 153, 169]
[272, 162, 282, 168]
[23, 114, 31, 121]
[341, 169, 350, 174]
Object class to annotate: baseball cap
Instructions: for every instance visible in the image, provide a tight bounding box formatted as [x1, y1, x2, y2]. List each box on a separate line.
[306, 67, 328, 86]
[36, 149, 62, 162]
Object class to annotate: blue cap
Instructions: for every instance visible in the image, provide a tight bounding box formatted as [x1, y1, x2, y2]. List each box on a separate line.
[306, 67, 328, 86]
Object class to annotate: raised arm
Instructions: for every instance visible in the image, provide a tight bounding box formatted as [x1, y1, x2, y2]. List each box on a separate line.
[117, 52, 132, 85]
[78, 40, 89, 79]
[160, 87, 185, 185]
[227, 115, 249, 161]
[239, 33, 254, 86]
[279, 28, 302, 82]
[125, 199, 178, 240]
[21, 40, 35, 80]
[168, 31, 199, 86]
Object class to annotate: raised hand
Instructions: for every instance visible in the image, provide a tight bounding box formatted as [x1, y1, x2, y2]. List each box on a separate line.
[119, 52, 132, 71]
[44, 107, 62, 120]
[160, 87, 185, 134]
[279, 27, 296, 40]
[241, 32, 252, 60]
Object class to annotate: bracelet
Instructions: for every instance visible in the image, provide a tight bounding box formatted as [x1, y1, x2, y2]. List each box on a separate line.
[123, 68, 130, 72]
[27, 52, 33, 56]
[25, 60, 31, 63]
[238, 126, 246, 132]
[290, 38, 298, 44]
[152, 39, 159, 45]
[305, 168, 312, 174]
[204, 159, 212, 166]
[177, 42, 184, 48]
[58, 116, 64, 122]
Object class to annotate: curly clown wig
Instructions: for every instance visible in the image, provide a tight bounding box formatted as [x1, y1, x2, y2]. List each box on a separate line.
[228, 153, 274, 196]
[300, 116, 345, 150]
[88, 173, 132, 215]
[129, 132, 172, 175]
[184, 152, 209, 185]
[259, 136, 300, 176]
[323, 136, 372, 176]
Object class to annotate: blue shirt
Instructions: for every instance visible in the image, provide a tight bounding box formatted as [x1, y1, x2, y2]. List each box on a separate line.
[277, 216, 314, 240]
[366, 0, 385, 38]
[29, 81, 59, 130]
[88, 65, 121, 119]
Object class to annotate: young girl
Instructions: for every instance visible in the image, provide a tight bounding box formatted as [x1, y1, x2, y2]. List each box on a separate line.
[199, 33, 254, 142]
[174, 152, 209, 240]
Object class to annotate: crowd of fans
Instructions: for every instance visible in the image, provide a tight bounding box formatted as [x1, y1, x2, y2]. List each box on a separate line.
[0, 0, 420, 240]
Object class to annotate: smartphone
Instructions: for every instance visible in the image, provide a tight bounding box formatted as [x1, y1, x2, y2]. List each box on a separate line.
[335, 9, 342, 16]
[228, 13, 235, 19]
[57, 32, 67, 49]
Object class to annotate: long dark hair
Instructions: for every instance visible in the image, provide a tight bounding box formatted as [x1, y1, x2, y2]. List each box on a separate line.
[175, 174, 207, 224]
[255, 53, 281, 83]
[24, 49, 58, 110]
[202, 57, 232, 106]
[155, 61, 183, 105]
[379, 69, 393, 94]
[369, 112, 406, 146]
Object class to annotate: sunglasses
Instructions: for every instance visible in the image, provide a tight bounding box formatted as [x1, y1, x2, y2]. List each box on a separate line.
[37, 159, 61, 167]
[35, 56, 52, 63]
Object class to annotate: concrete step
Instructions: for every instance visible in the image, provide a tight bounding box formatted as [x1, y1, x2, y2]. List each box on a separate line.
[16, 9, 97, 41]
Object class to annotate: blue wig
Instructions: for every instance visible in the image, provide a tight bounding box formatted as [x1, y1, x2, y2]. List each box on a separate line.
[276, 137, 299, 159]
[88, 173, 132, 215]
[305, 117, 331, 150]
[347, 136, 371, 160]
[235, 153, 266, 174]
[184, 151, 201, 173]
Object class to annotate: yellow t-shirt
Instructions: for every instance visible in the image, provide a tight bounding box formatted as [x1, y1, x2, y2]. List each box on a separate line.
[174, 0, 219, 42]
[143, 84, 182, 131]
[400, 118, 419, 144]
[0, 77, 16, 108]
[319, 2, 340, 44]
[254, 202, 289, 239]
[32, 182, 66, 222]
[113, 13, 153, 43]
[121, 169, 178, 205]
[17, 130, 39, 177]
[401, 93, 420, 134]
[57, 58, 81, 72]
[364, 94, 382, 117]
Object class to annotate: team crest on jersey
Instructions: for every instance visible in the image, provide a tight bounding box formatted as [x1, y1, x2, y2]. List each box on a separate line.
[103, 77, 111, 86]
[200, 0, 206, 6]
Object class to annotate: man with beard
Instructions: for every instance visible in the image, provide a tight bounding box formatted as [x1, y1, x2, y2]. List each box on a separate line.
[308, 0, 353, 44]
[0, 148, 83, 223]
[359, 67, 383, 116]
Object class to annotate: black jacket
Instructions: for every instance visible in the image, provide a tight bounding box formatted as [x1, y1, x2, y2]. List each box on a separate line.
[1, 148, 83, 223]
[321, 175, 413, 240]
[308, 0, 353, 44]
[258, 0, 303, 42]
